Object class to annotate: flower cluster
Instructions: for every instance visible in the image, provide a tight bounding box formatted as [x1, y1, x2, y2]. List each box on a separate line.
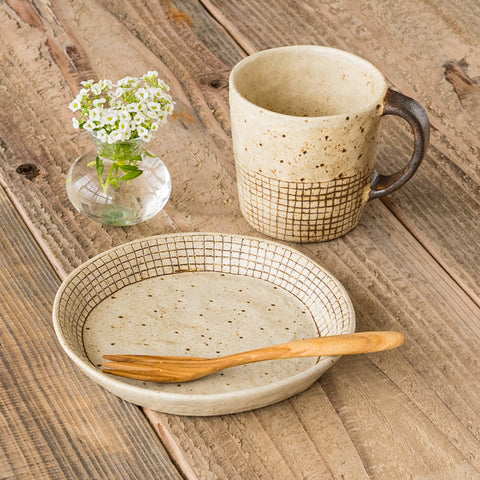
[69, 71, 174, 143]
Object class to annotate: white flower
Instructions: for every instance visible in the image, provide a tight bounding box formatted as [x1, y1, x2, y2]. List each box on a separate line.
[113, 87, 125, 98]
[83, 120, 96, 131]
[138, 101, 151, 115]
[157, 80, 170, 91]
[70, 72, 174, 141]
[106, 133, 116, 144]
[98, 79, 112, 90]
[140, 131, 153, 142]
[118, 110, 131, 122]
[110, 99, 123, 110]
[91, 83, 103, 95]
[69, 98, 81, 112]
[104, 110, 118, 125]
[110, 130, 127, 142]
[118, 121, 131, 133]
[89, 107, 104, 122]
[148, 101, 161, 112]
[93, 98, 106, 107]
[133, 112, 146, 125]
[137, 126, 149, 137]
[95, 129, 109, 142]
[143, 70, 158, 78]
[154, 89, 168, 100]
[117, 76, 140, 88]
[157, 113, 167, 125]
[145, 105, 161, 118]
[126, 103, 139, 113]
[135, 88, 151, 101]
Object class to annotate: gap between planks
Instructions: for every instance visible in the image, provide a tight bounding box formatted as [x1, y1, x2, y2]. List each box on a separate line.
[187, 0, 480, 311]
[0, 174, 68, 281]
[383, 194, 480, 308]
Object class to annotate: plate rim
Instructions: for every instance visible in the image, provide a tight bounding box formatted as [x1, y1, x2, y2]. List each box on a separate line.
[52, 232, 355, 414]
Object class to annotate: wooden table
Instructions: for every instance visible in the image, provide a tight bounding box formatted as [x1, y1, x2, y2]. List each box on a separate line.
[1, 1, 479, 478]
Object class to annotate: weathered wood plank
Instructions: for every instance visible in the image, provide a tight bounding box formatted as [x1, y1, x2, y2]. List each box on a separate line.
[200, 0, 480, 303]
[75, 0, 480, 306]
[144, 200, 480, 479]
[0, 185, 182, 479]
[204, 0, 480, 175]
[0, 0, 243, 273]
[1, 0, 479, 479]
[90, 1, 480, 478]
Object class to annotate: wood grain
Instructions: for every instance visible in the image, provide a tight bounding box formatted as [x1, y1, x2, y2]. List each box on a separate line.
[0, 0, 479, 479]
[0, 186, 182, 478]
[201, 0, 480, 303]
[102, 332, 406, 383]
[146, 201, 480, 479]
[443, 60, 480, 121]
[97, 1, 480, 478]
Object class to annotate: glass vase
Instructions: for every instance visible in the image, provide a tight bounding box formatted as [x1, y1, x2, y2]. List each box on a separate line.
[66, 136, 171, 226]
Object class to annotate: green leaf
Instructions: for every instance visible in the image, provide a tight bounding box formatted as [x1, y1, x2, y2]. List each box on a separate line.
[119, 170, 143, 181]
[95, 156, 104, 182]
[118, 164, 139, 173]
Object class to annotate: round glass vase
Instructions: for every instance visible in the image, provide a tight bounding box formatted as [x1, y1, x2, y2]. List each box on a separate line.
[66, 136, 171, 226]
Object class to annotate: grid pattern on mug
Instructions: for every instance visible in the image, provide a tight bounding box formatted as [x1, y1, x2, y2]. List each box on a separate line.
[236, 167, 371, 242]
[56, 234, 354, 360]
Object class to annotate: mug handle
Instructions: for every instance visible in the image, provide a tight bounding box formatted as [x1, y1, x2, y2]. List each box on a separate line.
[369, 88, 430, 200]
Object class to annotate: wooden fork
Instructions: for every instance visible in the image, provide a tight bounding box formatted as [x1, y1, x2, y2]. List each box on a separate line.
[101, 331, 405, 383]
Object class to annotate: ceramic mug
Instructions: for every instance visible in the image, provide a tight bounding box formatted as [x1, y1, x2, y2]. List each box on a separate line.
[229, 45, 430, 242]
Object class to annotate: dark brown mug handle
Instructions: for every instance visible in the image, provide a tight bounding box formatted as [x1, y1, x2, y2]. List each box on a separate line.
[369, 88, 430, 200]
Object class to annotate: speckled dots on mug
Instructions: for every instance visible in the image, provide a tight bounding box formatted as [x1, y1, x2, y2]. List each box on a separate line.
[229, 46, 429, 242]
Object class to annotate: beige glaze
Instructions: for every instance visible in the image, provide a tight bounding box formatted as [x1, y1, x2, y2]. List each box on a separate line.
[84, 272, 321, 393]
[229, 45, 388, 242]
[52, 233, 355, 416]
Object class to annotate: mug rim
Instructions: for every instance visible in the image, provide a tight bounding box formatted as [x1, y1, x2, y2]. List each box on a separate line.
[229, 45, 388, 120]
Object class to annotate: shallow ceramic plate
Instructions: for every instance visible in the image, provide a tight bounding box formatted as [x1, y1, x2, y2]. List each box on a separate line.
[53, 233, 355, 416]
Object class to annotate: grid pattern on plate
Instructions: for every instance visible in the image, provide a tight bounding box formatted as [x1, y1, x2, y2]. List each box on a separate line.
[236, 166, 371, 242]
[57, 234, 354, 359]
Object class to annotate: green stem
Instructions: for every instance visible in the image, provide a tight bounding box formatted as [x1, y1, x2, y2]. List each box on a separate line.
[93, 137, 145, 193]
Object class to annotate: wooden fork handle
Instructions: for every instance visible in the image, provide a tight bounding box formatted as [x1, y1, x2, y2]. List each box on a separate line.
[220, 331, 405, 368]
[102, 331, 405, 383]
